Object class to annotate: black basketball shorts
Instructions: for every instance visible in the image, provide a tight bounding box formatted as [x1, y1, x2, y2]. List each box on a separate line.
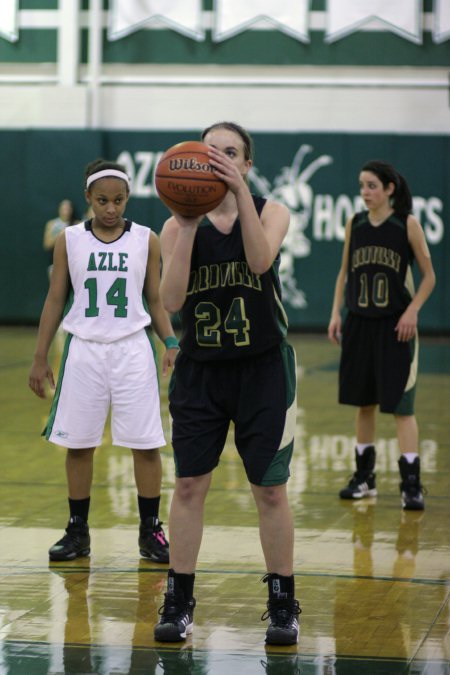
[168, 342, 297, 486]
[339, 312, 417, 415]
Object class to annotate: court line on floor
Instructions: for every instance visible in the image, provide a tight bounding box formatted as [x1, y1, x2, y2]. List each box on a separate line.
[0, 564, 448, 587]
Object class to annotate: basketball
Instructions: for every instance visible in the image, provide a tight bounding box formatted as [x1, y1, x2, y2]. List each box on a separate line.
[155, 141, 227, 217]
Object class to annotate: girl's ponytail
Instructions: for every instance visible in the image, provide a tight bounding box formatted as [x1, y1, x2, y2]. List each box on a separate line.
[361, 160, 412, 216]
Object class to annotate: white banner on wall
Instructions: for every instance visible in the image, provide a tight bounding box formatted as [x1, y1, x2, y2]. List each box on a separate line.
[325, 0, 422, 44]
[433, 0, 450, 43]
[108, 0, 205, 41]
[213, 0, 309, 42]
[0, 0, 18, 42]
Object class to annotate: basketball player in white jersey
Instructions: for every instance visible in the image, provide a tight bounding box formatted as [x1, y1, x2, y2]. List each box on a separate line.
[29, 159, 178, 563]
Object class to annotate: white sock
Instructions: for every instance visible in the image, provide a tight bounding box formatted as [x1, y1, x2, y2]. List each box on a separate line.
[402, 452, 419, 464]
[356, 443, 373, 455]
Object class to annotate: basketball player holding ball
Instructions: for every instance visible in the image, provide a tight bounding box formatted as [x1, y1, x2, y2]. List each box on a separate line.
[154, 122, 301, 645]
[155, 140, 227, 217]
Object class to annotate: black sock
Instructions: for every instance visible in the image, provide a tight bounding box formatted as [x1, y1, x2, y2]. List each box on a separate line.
[168, 568, 195, 600]
[266, 573, 295, 599]
[68, 497, 90, 523]
[138, 495, 160, 522]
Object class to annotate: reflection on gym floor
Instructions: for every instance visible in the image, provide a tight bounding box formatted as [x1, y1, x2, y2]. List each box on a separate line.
[0, 328, 449, 674]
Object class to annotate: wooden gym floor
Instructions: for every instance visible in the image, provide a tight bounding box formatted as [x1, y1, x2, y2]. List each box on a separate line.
[0, 327, 449, 675]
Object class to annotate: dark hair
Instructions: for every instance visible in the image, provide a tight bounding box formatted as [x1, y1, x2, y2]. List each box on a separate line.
[58, 199, 76, 224]
[201, 121, 254, 161]
[361, 160, 412, 216]
[84, 158, 129, 193]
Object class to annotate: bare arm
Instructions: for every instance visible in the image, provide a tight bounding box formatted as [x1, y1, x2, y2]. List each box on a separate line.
[144, 231, 179, 375]
[159, 215, 201, 314]
[395, 215, 436, 342]
[43, 219, 59, 251]
[328, 218, 352, 345]
[208, 147, 290, 273]
[29, 233, 70, 397]
[235, 187, 290, 273]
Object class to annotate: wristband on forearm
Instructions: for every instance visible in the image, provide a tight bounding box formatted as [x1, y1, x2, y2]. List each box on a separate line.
[163, 336, 179, 349]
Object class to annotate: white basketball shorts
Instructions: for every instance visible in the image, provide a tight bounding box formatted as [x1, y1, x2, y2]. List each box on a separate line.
[45, 330, 166, 449]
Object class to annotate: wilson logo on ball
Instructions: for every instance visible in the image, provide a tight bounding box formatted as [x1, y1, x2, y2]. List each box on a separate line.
[168, 158, 214, 173]
[155, 140, 227, 218]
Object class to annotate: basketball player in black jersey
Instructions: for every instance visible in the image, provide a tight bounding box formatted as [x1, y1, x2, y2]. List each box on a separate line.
[328, 160, 435, 510]
[153, 122, 301, 645]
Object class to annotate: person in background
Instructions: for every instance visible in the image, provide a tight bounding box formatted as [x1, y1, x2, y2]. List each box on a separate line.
[43, 199, 76, 277]
[328, 160, 435, 510]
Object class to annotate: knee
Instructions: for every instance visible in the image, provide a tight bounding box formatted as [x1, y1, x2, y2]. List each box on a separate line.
[175, 476, 208, 505]
[132, 448, 160, 463]
[394, 414, 417, 429]
[359, 405, 376, 416]
[67, 447, 95, 460]
[256, 484, 287, 510]
[394, 414, 415, 422]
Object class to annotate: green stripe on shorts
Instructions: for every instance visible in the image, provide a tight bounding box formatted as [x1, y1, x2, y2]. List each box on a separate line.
[394, 334, 417, 416]
[43, 333, 73, 439]
[260, 341, 297, 486]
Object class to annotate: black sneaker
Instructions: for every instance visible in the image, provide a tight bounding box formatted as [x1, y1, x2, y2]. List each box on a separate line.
[139, 517, 169, 563]
[399, 456, 425, 511]
[154, 589, 196, 642]
[339, 446, 377, 499]
[49, 516, 90, 561]
[262, 597, 301, 645]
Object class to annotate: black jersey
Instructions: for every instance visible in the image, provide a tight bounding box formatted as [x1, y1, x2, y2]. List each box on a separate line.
[178, 196, 288, 361]
[345, 211, 415, 318]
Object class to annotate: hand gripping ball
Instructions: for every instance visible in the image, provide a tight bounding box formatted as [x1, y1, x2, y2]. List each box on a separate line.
[155, 141, 227, 217]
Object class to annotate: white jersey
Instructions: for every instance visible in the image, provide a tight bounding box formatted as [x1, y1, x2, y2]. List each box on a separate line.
[62, 220, 152, 343]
